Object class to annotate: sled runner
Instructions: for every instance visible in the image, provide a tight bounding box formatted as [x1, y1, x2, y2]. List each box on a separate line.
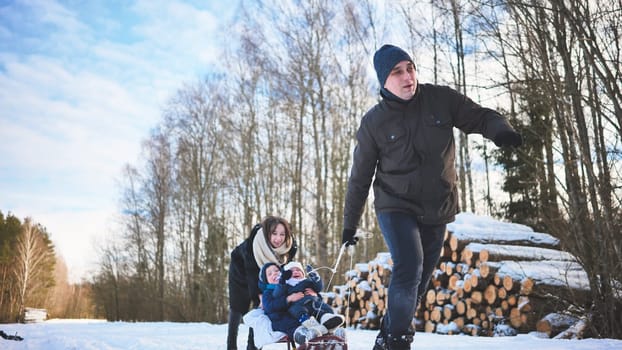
[274, 334, 347, 350]
[296, 334, 348, 350]
[275, 335, 296, 349]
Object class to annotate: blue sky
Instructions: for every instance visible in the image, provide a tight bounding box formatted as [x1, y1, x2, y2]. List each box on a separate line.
[0, 0, 237, 281]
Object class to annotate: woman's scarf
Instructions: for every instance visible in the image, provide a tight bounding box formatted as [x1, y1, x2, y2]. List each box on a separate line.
[252, 227, 292, 268]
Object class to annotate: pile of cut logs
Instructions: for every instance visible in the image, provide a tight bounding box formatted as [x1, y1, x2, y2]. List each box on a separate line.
[324, 214, 590, 337]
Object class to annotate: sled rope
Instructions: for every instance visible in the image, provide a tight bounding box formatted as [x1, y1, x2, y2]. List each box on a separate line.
[307, 230, 368, 327]
[307, 242, 348, 321]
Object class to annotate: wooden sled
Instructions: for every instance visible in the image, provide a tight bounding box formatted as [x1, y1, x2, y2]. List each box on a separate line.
[296, 334, 348, 350]
[276, 335, 297, 350]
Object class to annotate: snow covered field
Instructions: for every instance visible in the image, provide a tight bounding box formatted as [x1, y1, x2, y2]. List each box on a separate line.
[1, 319, 621, 350]
[2, 213, 619, 349]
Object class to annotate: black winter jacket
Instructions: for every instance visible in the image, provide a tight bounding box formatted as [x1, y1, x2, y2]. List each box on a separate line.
[228, 224, 297, 313]
[344, 84, 517, 228]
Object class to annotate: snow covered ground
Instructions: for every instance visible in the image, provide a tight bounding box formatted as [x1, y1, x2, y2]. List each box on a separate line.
[2, 213, 620, 349]
[1, 319, 621, 350]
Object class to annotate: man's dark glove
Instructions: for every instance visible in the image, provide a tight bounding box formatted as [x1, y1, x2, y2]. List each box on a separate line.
[341, 228, 358, 247]
[279, 269, 292, 284]
[493, 130, 523, 147]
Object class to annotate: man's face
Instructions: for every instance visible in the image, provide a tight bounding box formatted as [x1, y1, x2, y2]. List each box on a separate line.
[384, 60, 417, 100]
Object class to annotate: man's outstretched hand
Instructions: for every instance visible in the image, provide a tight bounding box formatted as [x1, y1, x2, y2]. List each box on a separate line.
[341, 228, 358, 247]
[493, 130, 523, 147]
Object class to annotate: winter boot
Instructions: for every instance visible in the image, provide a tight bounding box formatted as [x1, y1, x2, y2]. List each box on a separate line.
[386, 334, 413, 350]
[301, 316, 329, 335]
[294, 325, 324, 344]
[373, 329, 387, 350]
[372, 317, 388, 350]
[246, 327, 261, 350]
[320, 313, 345, 331]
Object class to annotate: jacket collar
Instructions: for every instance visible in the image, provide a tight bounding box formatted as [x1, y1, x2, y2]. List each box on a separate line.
[381, 84, 420, 110]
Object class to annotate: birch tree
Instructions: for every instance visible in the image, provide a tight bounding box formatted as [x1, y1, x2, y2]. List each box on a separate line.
[13, 219, 55, 321]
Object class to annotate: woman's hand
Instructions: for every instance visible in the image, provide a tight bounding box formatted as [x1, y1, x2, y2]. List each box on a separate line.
[287, 292, 304, 303]
[304, 288, 318, 297]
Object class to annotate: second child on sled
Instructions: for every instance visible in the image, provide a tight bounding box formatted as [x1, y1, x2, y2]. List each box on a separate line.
[259, 261, 346, 345]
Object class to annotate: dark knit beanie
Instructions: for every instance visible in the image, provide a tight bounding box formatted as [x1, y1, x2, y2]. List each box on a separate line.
[373, 44, 414, 87]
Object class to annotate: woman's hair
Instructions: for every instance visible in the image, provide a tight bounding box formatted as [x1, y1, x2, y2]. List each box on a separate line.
[261, 215, 292, 244]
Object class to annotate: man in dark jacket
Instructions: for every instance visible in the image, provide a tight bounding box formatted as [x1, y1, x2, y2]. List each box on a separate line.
[341, 44, 522, 350]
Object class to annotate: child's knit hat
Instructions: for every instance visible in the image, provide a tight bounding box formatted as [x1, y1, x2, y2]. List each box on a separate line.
[283, 261, 304, 274]
[258, 262, 278, 291]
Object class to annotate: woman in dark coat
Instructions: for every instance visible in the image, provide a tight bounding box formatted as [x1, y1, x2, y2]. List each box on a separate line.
[227, 216, 297, 350]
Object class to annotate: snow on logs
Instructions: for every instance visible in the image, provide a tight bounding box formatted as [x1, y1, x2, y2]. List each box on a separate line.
[323, 213, 590, 337]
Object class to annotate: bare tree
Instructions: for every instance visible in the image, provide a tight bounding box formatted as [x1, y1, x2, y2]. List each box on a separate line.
[143, 131, 173, 320]
[166, 77, 231, 321]
[488, 0, 622, 337]
[93, 239, 127, 321]
[88, 1, 621, 337]
[13, 219, 55, 321]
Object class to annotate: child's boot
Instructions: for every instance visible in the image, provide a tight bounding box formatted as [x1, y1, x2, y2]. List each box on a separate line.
[301, 315, 328, 335]
[320, 313, 345, 330]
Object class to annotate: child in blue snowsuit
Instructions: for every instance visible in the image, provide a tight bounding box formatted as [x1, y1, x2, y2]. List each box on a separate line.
[258, 262, 301, 340]
[258, 262, 345, 344]
[275, 261, 344, 331]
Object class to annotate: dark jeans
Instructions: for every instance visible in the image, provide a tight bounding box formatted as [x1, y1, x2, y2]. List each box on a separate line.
[377, 211, 446, 337]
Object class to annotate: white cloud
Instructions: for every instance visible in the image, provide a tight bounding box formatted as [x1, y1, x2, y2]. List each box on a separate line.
[0, 0, 235, 282]
[31, 0, 86, 33]
[0, 54, 155, 169]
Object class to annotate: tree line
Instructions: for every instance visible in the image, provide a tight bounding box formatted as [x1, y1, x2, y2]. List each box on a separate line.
[86, 1, 620, 338]
[0, 211, 94, 322]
